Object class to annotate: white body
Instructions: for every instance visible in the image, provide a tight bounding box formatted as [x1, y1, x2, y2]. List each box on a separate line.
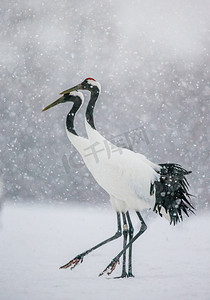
[84, 120, 160, 211]
[66, 117, 160, 213]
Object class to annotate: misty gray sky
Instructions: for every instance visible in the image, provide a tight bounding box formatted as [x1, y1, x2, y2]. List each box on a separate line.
[0, 0, 209, 206]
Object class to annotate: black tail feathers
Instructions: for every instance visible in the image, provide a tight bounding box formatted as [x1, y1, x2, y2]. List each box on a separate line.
[154, 163, 195, 225]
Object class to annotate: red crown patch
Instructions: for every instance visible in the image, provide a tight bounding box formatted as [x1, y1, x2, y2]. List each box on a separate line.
[85, 77, 96, 81]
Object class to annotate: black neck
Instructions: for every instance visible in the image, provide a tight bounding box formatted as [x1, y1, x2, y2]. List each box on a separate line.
[66, 96, 82, 136]
[86, 87, 100, 129]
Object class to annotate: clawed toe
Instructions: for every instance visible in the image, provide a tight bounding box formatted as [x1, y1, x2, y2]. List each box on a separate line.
[99, 258, 120, 277]
[60, 255, 83, 270]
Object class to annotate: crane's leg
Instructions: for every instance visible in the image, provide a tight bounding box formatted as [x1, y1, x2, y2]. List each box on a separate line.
[60, 212, 122, 270]
[121, 213, 128, 277]
[126, 211, 134, 277]
[115, 212, 128, 278]
[99, 211, 147, 277]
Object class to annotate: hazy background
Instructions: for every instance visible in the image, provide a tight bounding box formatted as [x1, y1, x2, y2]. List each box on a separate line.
[0, 0, 210, 207]
[1, 2, 210, 299]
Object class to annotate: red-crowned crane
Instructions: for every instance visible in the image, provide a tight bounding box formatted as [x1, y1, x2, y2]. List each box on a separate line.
[42, 90, 124, 275]
[42, 78, 194, 278]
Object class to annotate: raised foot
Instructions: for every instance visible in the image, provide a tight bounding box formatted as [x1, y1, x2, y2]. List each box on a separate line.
[60, 255, 84, 270]
[98, 258, 120, 277]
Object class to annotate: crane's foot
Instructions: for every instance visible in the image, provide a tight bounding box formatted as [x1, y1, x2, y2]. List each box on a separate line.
[114, 271, 135, 279]
[59, 255, 84, 270]
[127, 272, 135, 278]
[98, 257, 120, 277]
[114, 271, 128, 279]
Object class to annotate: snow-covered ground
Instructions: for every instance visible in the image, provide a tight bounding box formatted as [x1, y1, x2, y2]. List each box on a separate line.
[0, 202, 210, 300]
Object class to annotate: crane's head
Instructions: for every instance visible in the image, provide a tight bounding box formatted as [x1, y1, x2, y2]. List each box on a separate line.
[42, 91, 84, 112]
[59, 78, 101, 95]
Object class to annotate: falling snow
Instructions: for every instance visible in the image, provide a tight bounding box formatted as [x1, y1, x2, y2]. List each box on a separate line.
[0, 1, 209, 206]
[0, 0, 210, 298]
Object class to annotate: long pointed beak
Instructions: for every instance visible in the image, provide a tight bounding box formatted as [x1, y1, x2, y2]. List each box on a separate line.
[42, 96, 65, 112]
[59, 83, 83, 95]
